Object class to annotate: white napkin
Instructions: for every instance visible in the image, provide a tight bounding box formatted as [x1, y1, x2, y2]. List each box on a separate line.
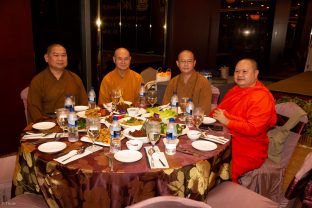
[145, 146, 169, 169]
[54, 145, 102, 165]
[202, 134, 229, 144]
[22, 133, 67, 140]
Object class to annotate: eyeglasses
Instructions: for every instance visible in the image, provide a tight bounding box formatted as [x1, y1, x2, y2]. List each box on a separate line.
[179, 59, 194, 65]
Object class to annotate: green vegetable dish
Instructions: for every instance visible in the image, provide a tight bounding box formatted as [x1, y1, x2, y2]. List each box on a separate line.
[161, 123, 185, 135]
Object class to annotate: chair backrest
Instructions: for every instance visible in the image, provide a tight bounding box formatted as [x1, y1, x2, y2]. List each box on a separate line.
[127, 196, 211, 208]
[211, 84, 220, 110]
[20, 87, 29, 123]
[0, 154, 17, 202]
[284, 152, 312, 206]
[275, 102, 308, 168]
[141, 67, 157, 84]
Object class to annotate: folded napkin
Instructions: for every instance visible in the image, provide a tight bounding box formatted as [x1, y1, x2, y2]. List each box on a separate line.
[54, 145, 102, 165]
[202, 134, 229, 144]
[22, 133, 67, 140]
[145, 146, 169, 169]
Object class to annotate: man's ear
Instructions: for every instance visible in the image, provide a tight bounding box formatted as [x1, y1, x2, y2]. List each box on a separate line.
[44, 54, 48, 63]
[176, 60, 179, 68]
[255, 69, 259, 78]
[113, 56, 116, 64]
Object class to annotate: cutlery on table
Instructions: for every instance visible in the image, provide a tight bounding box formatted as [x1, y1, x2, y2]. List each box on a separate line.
[148, 147, 166, 167]
[61, 145, 88, 162]
[148, 148, 155, 167]
[176, 146, 205, 157]
[30, 133, 62, 145]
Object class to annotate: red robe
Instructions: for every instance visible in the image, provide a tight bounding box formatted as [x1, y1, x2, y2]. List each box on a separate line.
[210, 81, 277, 182]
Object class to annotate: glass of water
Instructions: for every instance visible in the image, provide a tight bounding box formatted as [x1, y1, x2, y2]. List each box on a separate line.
[56, 108, 69, 135]
[86, 117, 101, 152]
[146, 120, 161, 147]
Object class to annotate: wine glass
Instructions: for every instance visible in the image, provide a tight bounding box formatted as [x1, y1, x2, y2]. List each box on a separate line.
[193, 107, 204, 129]
[111, 89, 122, 111]
[56, 108, 69, 135]
[86, 117, 101, 151]
[146, 120, 161, 147]
[147, 89, 157, 108]
[180, 97, 189, 117]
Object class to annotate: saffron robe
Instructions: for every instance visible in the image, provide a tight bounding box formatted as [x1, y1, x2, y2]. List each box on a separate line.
[98, 69, 143, 106]
[27, 68, 88, 123]
[162, 71, 212, 114]
[210, 81, 277, 182]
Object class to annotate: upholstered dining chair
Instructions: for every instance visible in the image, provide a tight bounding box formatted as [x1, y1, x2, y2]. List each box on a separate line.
[1, 192, 48, 208]
[141, 67, 157, 84]
[0, 154, 16, 202]
[206, 152, 312, 208]
[211, 84, 220, 110]
[238, 102, 308, 202]
[0, 153, 48, 207]
[20, 86, 29, 123]
[127, 196, 212, 208]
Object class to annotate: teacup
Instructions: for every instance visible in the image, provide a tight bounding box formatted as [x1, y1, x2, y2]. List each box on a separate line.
[127, 107, 139, 116]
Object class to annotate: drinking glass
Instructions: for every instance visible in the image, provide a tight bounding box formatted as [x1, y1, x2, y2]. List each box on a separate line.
[111, 89, 122, 111]
[70, 95, 75, 107]
[86, 117, 101, 151]
[56, 108, 69, 135]
[180, 97, 189, 116]
[147, 89, 157, 108]
[193, 107, 204, 129]
[146, 120, 161, 147]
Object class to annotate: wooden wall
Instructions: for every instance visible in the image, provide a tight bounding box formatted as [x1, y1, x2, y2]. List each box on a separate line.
[0, 0, 35, 155]
[166, 0, 220, 76]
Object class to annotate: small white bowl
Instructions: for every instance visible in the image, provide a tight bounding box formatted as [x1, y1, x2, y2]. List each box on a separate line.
[203, 116, 216, 125]
[126, 140, 143, 151]
[127, 107, 139, 116]
[187, 130, 201, 141]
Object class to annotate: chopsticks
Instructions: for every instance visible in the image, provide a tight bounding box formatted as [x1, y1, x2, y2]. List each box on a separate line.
[176, 146, 206, 157]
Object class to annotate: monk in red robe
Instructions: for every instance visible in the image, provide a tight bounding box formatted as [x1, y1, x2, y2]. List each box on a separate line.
[210, 58, 276, 183]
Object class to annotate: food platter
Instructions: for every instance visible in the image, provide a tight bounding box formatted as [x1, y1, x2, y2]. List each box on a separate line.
[122, 126, 149, 143]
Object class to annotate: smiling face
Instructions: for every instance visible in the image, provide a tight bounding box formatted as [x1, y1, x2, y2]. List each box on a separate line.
[113, 48, 131, 72]
[176, 50, 196, 75]
[234, 59, 259, 88]
[44, 44, 68, 71]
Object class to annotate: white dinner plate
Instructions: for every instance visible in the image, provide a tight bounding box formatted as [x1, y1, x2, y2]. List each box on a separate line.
[203, 116, 216, 125]
[38, 141, 67, 154]
[119, 117, 146, 129]
[76, 111, 87, 118]
[32, 122, 56, 130]
[191, 140, 217, 151]
[114, 150, 142, 163]
[122, 126, 149, 143]
[74, 105, 89, 112]
[80, 136, 110, 147]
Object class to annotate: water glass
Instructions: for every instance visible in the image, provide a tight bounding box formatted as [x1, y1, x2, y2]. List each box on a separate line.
[111, 89, 122, 111]
[193, 108, 204, 129]
[56, 108, 69, 134]
[146, 120, 161, 146]
[86, 117, 101, 151]
[180, 97, 189, 116]
[147, 89, 157, 107]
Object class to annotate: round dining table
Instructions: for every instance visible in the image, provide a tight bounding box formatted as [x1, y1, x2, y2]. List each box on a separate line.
[12, 117, 231, 208]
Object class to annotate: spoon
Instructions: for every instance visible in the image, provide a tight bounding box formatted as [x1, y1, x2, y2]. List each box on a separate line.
[148, 147, 155, 167]
[148, 147, 166, 167]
